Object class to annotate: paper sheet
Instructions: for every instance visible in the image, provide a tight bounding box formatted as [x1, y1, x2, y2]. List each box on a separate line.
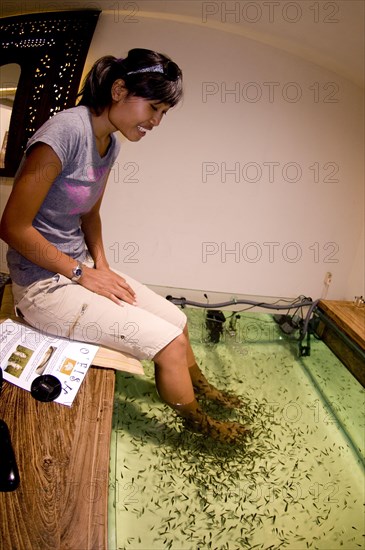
[0, 319, 99, 406]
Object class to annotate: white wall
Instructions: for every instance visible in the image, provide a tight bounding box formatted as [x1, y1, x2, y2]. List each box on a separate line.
[89, 8, 364, 300]
[0, 2, 364, 302]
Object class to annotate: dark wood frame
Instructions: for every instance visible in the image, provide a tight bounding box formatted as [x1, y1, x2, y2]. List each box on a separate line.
[0, 10, 101, 177]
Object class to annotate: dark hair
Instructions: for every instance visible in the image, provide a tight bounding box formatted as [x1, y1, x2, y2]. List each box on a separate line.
[77, 48, 183, 115]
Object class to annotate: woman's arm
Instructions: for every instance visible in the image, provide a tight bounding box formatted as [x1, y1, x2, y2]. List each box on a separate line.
[0, 143, 78, 278]
[0, 144, 135, 305]
[79, 175, 136, 305]
[80, 178, 110, 270]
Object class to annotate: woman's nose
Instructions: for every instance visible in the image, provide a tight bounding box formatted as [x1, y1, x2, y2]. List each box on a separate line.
[150, 111, 163, 127]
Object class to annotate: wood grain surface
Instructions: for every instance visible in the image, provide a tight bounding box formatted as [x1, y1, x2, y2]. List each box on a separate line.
[318, 300, 365, 350]
[0, 366, 115, 550]
[0, 282, 145, 547]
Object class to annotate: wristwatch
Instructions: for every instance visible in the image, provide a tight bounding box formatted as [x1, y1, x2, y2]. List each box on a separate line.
[71, 262, 83, 282]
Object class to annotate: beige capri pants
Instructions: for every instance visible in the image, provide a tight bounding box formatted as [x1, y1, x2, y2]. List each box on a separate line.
[11, 268, 186, 361]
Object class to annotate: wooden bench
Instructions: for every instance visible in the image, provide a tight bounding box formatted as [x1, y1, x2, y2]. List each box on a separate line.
[0, 283, 144, 549]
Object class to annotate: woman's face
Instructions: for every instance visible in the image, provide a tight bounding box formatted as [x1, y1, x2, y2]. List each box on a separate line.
[107, 81, 171, 141]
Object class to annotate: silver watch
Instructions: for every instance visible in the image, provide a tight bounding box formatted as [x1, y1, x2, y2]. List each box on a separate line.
[71, 262, 83, 281]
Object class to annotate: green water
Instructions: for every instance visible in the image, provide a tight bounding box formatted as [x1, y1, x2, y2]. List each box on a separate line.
[108, 309, 365, 550]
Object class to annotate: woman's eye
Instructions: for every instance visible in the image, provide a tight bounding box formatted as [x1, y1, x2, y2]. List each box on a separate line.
[150, 103, 168, 116]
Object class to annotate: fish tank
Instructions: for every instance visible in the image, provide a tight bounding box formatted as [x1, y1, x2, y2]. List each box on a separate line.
[108, 287, 365, 550]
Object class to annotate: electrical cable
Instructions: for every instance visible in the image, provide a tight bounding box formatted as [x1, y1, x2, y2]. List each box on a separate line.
[166, 294, 320, 355]
[166, 294, 315, 311]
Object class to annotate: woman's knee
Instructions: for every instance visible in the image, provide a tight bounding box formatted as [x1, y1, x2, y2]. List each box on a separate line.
[153, 333, 188, 365]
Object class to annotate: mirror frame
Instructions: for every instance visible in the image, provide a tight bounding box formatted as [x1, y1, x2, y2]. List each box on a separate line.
[0, 10, 100, 177]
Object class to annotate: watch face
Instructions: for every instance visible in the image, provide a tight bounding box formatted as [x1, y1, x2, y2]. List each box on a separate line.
[73, 265, 82, 278]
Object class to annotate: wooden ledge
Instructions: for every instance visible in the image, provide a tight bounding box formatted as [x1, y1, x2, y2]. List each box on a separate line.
[0, 366, 115, 549]
[318, 300, 365, 351]
[317, 300, 365, 387]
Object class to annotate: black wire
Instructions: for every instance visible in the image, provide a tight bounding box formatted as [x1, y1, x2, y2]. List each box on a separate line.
[168, 295, 315, 311]
[166, 294, 319, 343]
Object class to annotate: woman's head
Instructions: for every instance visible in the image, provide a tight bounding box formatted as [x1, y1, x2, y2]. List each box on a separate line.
[78, 48, 183, 115]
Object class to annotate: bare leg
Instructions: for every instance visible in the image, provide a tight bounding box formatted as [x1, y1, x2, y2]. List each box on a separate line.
[153, 333, 248, 443]
[183, 324, 242, 408]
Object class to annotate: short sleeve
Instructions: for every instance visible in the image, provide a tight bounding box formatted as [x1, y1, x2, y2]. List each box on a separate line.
[26, 109, 86, 168]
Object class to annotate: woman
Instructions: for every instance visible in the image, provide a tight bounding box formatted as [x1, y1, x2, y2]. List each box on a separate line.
[0, 48, 248, 442]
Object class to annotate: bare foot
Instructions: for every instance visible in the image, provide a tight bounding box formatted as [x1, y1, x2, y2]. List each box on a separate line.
[195, 385, 242, 409]
[184, 413, 250, 443]
[189, 363, 242, 409]
[173, 400, 249, 443]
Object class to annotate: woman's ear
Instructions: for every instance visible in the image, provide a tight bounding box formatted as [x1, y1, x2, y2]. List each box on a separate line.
[111, 79, 127, 101]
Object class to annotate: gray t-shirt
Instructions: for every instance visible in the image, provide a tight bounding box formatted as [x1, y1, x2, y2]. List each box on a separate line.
[7, 106, 121, 286]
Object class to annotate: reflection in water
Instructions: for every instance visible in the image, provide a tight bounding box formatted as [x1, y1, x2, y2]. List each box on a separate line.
[0, 63, 20, 168]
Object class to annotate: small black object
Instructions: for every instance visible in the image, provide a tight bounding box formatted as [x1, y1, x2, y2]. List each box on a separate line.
[30, 374, 62, 402]
[274, 314, 302, 335]
[273, 314, 292, 325]
[206, 309, 226, 343]
[0, 419, 20, 492]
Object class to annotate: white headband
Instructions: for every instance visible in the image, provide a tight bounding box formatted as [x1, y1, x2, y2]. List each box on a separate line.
[126, 64, 164, 76]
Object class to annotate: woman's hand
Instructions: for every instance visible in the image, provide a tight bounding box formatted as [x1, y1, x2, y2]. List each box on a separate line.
[79, 265, 136, 305]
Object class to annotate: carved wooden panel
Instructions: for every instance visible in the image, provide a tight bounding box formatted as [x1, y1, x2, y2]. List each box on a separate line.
[0, 10, 100, 176]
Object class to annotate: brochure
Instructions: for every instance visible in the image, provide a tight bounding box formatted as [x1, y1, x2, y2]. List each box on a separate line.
[0, 318, 99, 406]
